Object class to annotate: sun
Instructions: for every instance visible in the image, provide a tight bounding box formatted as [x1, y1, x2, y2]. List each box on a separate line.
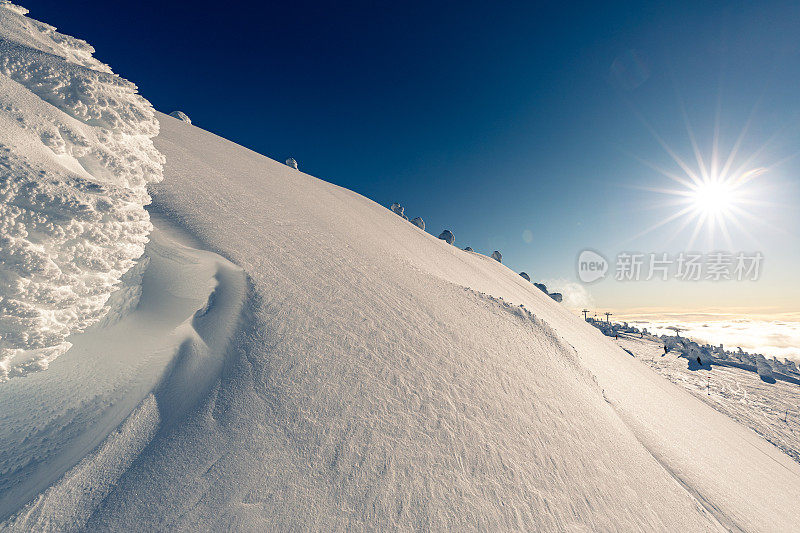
[622, 106, 781, 250]
[690, 180, 735, 216]
[625, 152, 771, 249]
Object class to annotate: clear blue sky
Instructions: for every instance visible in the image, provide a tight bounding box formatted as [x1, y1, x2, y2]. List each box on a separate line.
[30, 0, 800, 313]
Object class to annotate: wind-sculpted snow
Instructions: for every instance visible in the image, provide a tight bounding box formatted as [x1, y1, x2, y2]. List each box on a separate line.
[0, 3, 163, 380]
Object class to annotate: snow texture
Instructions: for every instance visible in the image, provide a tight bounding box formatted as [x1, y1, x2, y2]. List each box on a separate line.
[0, 3, 163, 380]
[168, 110, 191, 124]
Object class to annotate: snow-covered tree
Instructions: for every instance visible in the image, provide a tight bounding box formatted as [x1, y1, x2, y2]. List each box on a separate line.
[168, 110, 191, 124]
[285, 157, 298, 169]
[519, 272, 530, 281]
[534, 282, 548, 294]
[388, 203, 409, 220]
[438, 229, 455, 244]
[769, 357, 787, 374]
[491, 251, 502, 263]
[699, 345, 714, 365]
[410, 217, 425, 230]
[549, 292, 563, 303]
[754, 354, 775, 382]
[463, 246, 473, 252]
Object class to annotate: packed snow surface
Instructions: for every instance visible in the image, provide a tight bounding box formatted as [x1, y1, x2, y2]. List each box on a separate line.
[0, 2, 163, 380]
[2, 4, 800, 532]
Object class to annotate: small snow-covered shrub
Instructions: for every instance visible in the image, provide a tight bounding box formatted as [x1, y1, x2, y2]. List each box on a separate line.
[754, 354, 775, 382]
[389, 203, 408, 220]
[491, 251, 502, 263]
[664, 337, 684, 353]
[698, 346, 714, 365]
[520, 272, 530, 281]
[285, 157, 298, 169]
[549, 292, 563, 303]
[438, 229, 455, 245]
[534, 282, 548, 293]
[410, 217, 425, 230]
[463, 246, 474, 252]
[169, 110, 191, 124]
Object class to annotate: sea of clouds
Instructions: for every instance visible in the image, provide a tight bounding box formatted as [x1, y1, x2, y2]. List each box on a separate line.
[619, 313, 800, 362]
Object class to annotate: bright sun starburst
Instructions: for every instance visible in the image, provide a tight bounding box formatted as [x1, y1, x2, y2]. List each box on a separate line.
[623, 105, 784, 250]
[691, 180, 734, 215]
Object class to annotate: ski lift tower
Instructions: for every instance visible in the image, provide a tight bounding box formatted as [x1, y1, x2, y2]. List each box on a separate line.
[667, 326, 684, 337]
[604, 312, 613, 323]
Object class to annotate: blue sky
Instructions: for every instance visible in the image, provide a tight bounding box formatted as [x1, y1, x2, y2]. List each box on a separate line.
[31, 0, 800, 313]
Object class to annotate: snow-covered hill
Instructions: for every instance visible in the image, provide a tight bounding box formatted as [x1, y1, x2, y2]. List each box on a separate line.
[2, 3, 800, 531]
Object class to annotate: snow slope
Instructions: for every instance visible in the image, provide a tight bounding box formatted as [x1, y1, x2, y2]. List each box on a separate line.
[87, 113, 796, 532]
[47, 112, 787, 532]
[2, 4, 800, 531]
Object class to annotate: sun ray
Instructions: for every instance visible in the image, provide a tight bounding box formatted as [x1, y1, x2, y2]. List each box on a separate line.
[663, 210, 701, 247]
[625, 151, 697, 189]
[716, 214, 735, 251]
[679, 98, 710, 181]
[617, 204, 696, 246]
[687, 212, 707, 250]
[630, 108, 703, 185]
[719, 95, 764, 180]
[724, 211, 761, 247]
[625, 184, 695, 197]
[710, 81, 722, 182]
[728, 204, 794, 237]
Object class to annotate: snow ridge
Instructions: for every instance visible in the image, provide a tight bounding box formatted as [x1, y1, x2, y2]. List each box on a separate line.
[0, 3, 164, 380]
